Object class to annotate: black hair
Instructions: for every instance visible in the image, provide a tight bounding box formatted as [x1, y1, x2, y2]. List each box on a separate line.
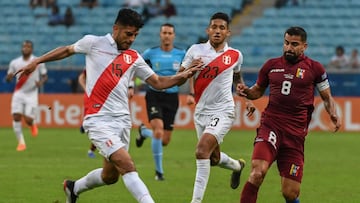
[161, 23, 175, 31]
[209, 12, 230, 26]
[23, 40, 33, 47]
[336, 45, 344, 53]
[114, 8, 144, 28]
[285, 26, 307, 42]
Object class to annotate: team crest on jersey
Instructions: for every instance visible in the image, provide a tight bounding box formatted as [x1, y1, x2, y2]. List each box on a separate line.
[222, 55, 232, 65]
[289, 164, 300, 177]
[123, 54, 133, 64]
[296, 68, 305, 79]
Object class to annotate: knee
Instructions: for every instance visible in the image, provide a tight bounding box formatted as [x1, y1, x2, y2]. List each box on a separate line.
[249, 169, 266, 186]
[12, 114, 22, 121]
[101, 173, 119, 185]
[195, 148, 209, 159]
[282, 187, 300, 202]
[153, 128, 163, 139]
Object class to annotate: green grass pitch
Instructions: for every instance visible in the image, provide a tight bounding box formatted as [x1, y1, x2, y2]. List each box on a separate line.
[0, 128, 359, 203]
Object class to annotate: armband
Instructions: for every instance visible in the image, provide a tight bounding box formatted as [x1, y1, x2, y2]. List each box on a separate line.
[316, 79, 330, 91]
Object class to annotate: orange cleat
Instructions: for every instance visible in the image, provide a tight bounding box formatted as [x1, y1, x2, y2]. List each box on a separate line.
[31, 124, 38, 137]
[16, 144, 26, 151]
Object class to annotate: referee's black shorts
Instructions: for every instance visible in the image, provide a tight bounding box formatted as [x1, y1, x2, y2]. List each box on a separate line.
[145, 89, 179, 131]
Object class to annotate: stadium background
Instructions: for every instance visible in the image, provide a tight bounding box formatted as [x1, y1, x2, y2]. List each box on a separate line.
[0, 0, 359, 131]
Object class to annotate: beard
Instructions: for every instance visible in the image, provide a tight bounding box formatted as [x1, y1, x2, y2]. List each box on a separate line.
[284, 52, 299, 64]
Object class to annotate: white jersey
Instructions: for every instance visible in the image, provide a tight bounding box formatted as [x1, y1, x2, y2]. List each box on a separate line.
[181, 41, 243, 114]
[74, 34, 155, 121]
[8, 54, 47, 100]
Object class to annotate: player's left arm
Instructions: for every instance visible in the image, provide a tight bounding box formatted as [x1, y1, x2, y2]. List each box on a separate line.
[318, 87, 341, 132]
[234, 71, 256, 116]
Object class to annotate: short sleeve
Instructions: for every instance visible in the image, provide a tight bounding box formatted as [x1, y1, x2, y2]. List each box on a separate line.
[312, 60, 328, 84]
[73, 35, 95, 54]
[142, 48, 150, 61]
[181, 45, 196, 69]
[134, 55, 155, 81]
[233, 49, 243, 73]
[256, 59, 272, 88]
[38, 63, 47, 75]
[7, 60, 16, 74]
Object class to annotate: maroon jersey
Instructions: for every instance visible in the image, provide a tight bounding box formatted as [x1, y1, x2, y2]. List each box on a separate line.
[257, 55, 328, 137]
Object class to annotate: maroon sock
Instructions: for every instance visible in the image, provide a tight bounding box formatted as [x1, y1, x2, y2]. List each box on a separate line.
[240, 181, 259, 203]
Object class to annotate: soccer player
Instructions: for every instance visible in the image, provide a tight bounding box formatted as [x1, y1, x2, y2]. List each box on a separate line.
[6, 40, 47, 151]
[15, 8, 201, 203]
[180, 12, 255, 203]
[136, 23, 186, 181]
[237, 26, 341, 203]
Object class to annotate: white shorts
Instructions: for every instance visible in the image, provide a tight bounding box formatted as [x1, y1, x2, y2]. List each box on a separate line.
[83, 115, 132, 160]
[194, 111, 235, 144]
[11, 93, 38, 119]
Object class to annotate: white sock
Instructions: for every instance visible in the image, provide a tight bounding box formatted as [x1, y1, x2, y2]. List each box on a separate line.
[74, 168, 105, 195]
[13, 121, 25, 144]
[122, 171, 154, 203]
[218, 152, 241, 171]
[191, 159, 210, 203]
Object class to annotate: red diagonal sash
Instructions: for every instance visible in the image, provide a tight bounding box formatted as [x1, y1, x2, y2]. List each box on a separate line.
[194, 50, 239, 103]
[84, 50, 138, 116]
[15, 75, 30, 91]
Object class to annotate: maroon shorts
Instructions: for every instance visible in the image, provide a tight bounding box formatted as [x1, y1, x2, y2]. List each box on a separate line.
[252, 123, 305, 183]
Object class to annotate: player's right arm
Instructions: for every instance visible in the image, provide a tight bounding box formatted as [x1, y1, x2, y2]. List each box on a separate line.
[237, 83, 266, 100]
[15, 45, 75, 78]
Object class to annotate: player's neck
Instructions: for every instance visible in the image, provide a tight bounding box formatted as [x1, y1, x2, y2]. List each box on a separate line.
[22, 54, 31, 61]
[161, 44, 173, 52]
[210, 42, 225, 52]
